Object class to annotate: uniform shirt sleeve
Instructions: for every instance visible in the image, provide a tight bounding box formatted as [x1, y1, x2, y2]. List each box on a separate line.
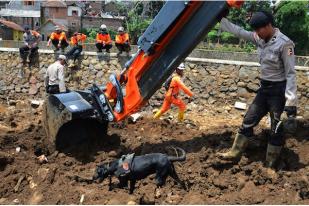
[220, 18, 258, 45]
[59, 32, 66, 41]
[58, 65, 66, 93]
[175, 77, 193, 97]
[282, 43, 297, 106]
[50, 32, 55, 40]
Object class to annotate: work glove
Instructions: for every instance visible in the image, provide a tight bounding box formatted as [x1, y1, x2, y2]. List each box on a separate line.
[284, 106, 297, 118]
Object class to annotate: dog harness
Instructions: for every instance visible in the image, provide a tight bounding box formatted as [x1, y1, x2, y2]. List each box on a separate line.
[114, 153, 135, 178]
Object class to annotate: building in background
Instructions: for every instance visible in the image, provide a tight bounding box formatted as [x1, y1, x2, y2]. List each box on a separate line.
[41, 0, 67, 28]
[39, 19, 68, 41]
[0, 0, 41, 30]
[0, 18, 24, 40]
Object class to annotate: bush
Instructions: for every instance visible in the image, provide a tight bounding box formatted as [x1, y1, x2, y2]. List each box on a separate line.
[207, 30, 217, 42]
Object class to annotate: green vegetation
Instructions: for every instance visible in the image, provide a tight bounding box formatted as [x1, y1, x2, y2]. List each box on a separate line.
[275, 1, 309, 55]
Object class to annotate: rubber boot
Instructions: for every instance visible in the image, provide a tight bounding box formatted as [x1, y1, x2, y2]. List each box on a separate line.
[153, 110, 162, 119]
[178, 110, 185, 122]
[218, 133, 248, 160]
[265, 144, 282, 168]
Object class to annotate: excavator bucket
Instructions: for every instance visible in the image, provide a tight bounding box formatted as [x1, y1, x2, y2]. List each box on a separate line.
[43, 87, 110, 151]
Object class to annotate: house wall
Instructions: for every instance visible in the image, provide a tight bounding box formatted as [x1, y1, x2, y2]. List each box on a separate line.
[0, 27, 13, 40]
[42, 7, 67, 19]
[13, 30, 23, 41]
[67, 6, 82, 17]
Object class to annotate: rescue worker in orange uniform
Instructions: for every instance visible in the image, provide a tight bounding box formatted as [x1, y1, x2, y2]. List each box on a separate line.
[47, 26, 69, 52]
[96, 24, 112, 53]
[66, 32, 87, 66]
[115, 26, 130, 56]
[154, 63, 193, 122]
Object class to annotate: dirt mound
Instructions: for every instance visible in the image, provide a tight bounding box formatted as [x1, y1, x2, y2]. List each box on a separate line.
[0, 101, 308, 204]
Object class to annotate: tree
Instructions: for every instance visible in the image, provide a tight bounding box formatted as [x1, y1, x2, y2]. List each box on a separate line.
[125, 1, 164, 44]
[275, 1, 309, 55]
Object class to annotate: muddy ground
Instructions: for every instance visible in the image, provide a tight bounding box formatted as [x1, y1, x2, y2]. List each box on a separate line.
[0, 100, 308, 204]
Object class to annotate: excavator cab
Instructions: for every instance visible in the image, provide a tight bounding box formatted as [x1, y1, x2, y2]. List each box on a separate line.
[43, 0, 243, 149]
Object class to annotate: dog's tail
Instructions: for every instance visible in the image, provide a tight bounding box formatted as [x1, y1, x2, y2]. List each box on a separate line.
[167, 146, 186, 162]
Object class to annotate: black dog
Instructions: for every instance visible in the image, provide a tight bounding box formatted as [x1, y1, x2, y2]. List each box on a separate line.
[93, 147, 186, 194]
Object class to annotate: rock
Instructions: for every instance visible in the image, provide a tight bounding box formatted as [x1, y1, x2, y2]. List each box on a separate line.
[37, 167, 50, 181]
[239, 67, 259, 81]
[94, 64, 102, 70]
[129, 113, 142, 123]
[82, 59, 90, 66]
[208, 97, 216, 104]
[108, 150, 118, 157]
[237, 81, 246, 87]
[8, 100, 17, 106]
[30, 100, 43, 108]
[29, 84, 38, 95]
[127, 200, 137, 205]
[15, 147, 21, 153]
[237, 87, 250, 98]
[155, 189, 162, 199]
[14, 175, 25, 193]
[96, 71, 104, 78]
[234, 101, 247, 110]
[29, 76, 37, 84]
[110, 59, 118, 66]
[37, 155, 48, 164]
[80, 194, 85, 204]
[229, 85, 238, 92]
[28, 191, 43, 205]
[15, 86, 21, 93]
[188, 63, 196, 69]
[247, 83, 260, 92]
[220, 86, 229, 92]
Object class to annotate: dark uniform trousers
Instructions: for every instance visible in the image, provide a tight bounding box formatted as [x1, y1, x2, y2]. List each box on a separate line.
[95, 43, 112, 52]
[239, 80, 286, 146]
[115, 43, 130, 52]
[66, 45, 83, 61]
[19, 46, 39, 62]
[47, 85, 60, 94]
[51, 39, 69, 50]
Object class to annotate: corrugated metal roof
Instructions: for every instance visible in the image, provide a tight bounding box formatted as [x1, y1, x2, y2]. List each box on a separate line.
[40, 19, 68, 32]
[42, 0, 66, 8]
[0, 9, 40, 17]
[0, 19, 23, 31]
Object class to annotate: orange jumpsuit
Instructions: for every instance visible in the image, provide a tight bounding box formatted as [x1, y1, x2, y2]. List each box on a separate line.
[115, 33, 129, 44]
[50, 31, 67, 41]
[70, 33, 87, 46]
[96, 33, 112, 44]
[157, 74, 193, 119]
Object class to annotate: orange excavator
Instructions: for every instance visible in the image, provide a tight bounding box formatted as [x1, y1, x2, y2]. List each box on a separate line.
[43, 0, 243, 149]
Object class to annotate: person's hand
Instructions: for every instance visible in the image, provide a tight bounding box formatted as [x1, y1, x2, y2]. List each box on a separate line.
[46, 42, 50, 47]
[284, 106, 297, 118]
[57, 44, 61, 48]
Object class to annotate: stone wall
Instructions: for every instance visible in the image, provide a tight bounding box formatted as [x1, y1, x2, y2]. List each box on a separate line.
[0, 51, 308, 118]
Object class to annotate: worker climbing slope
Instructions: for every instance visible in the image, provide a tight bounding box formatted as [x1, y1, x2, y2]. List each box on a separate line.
[154, 63, 193, 122]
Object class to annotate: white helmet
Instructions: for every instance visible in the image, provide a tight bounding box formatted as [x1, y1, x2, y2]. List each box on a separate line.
[177, 63, 185, 70]
[55, 26, 61, 31]
[58, 55, 67, 62]
[100, 24, 107, 30]
[118, 26, 124, 32]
